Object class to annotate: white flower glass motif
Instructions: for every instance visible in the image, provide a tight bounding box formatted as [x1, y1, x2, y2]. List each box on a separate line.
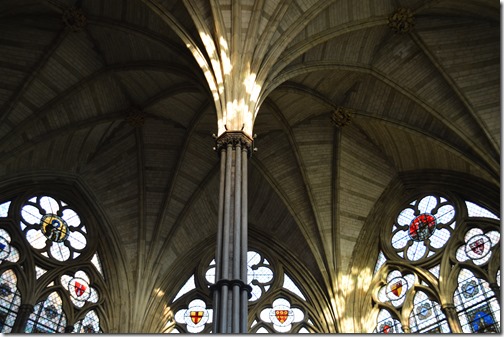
[174, 299, 213, 333]
[456, 228, 500, 266]
[259, 298, 304, 333]
[20, 195, 87, 261]
[61, 270, 99, 308]
[373, 309, 403, 333]
[377, 270, 414, 308]
[391, 195, 455, 261]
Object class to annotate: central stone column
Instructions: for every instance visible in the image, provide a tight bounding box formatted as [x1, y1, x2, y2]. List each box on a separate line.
[211, 131, 253, 333]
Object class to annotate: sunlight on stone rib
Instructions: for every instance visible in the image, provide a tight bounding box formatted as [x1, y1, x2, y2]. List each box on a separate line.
[219, 36, 231, 75]
[336, 266, 373, 332]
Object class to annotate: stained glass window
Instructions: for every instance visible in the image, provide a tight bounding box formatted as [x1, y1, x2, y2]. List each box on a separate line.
[369, 192, 500, 333]
[0, 269, 21, 333]
[373, 309, 403, 333]
[173, 275, 196, 303]
[465, 202, 499, 220]
[0, 192, 104, 332]
[377, 270, 414, 308]
[409, 291, 449, 333]
[61, 270, 99, 308]
[174, 299, 213, 333]
[25, 292, 67, 333]
[391, 195, 455, 261]
[455, 228, 500, 265]
[454, 269, 500, 333]
[170, 249, 318, 333]
[73, 310, 101, 333]
[204, 251, 274, 302]
[283, 274, 306, 301]
[20, 195, 87, 261]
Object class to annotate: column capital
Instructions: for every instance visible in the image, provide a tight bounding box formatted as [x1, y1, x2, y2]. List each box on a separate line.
[441, 303, 456, 311]
[213, 131, 254, 156]
[18, 303, 34, 312]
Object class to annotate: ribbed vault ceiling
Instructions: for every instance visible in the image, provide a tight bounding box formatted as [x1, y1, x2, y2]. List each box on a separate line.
[0, 0, 499, 332]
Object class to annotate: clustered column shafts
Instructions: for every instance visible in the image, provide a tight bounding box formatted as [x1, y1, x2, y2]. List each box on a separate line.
[212, 131, 253, 333]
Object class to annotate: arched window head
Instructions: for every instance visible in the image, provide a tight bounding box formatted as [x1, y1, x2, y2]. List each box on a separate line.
[72, 310, 101, 333]
[26, 292, 66, 333]
[20, 195, 87, 261]
[408, 291, 448, 333]
[170, 248, 320, 333]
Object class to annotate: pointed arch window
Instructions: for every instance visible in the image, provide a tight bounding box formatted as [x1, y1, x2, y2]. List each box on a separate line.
[25, 292, 67, 333]
[0, 190, 106, 333]
[368, 192, 500, 333]
[169, 249, 320, 333]
[454, 269, 500, 333]
[72, 309, 101, 333]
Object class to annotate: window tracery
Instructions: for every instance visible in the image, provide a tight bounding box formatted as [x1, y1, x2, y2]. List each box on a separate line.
[0, 191, 105, 333]
[169, 249, 320, 333]
[369, 192, 500, 333]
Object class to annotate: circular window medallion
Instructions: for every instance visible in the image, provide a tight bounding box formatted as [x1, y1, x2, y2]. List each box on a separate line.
[408, 213, 436, 241]
[41, 214, 69, 242]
